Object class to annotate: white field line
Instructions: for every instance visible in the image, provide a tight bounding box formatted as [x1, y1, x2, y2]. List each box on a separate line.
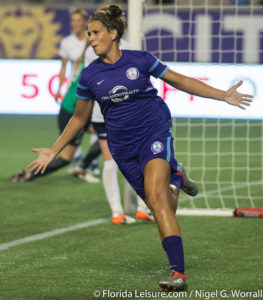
[180, 180, 263, 202]
[1, 180, 262, 251]
[0, 217, 109, 251]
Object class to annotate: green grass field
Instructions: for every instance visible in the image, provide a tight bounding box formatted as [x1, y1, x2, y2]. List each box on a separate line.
[0, 115, 262, 300]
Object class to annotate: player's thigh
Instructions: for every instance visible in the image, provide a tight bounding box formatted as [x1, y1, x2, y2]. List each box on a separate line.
[140, 129, 177, 191]
[115, 157, 145, 199]
[143, 158, 171, 199]
[139, 129, 177, 204]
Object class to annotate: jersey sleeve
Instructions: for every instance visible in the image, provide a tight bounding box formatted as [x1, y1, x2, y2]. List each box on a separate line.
[143, 51, 168, 78]
[76, 69, 93, 100]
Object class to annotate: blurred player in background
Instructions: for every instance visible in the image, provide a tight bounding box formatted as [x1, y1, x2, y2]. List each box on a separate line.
[27, 5, 252, 291]
[11, 9, 100, 183]
[55, 9, 88, 101]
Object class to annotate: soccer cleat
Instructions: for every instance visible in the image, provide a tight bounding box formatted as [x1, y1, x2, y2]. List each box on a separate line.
[177, 163, 198, 197]
[84, 169, 100, 183]
[112, 214, 136, 225]
[159, 270, 188, 291]
[136, 210, 154, 221]
[73, 167, 100, 183]
[10, 169, 33, 182]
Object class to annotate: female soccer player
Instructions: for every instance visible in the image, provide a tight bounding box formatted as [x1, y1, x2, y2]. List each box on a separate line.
[75, 22, 153, 224]
[27, 5, 252, 291]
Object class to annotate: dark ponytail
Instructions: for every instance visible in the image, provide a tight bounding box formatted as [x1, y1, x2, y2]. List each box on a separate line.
[108, 5, 122, 18]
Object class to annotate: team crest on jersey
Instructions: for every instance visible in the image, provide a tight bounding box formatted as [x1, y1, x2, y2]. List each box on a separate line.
[126, 67, 139, 80]
[151, 141, 164, 154]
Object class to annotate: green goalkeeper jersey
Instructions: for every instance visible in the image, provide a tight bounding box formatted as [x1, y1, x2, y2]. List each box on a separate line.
[61, 62, 85, 114]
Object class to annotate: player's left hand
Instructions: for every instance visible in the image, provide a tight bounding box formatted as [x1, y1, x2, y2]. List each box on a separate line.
[224, 80, 253, 110]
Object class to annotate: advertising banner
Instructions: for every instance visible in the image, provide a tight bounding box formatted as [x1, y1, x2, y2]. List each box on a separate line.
[0, 59, 261, 119]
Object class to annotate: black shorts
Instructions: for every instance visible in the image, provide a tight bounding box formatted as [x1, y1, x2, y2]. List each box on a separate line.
[58, 106, 90, 146]
[92, 122, 107, 140]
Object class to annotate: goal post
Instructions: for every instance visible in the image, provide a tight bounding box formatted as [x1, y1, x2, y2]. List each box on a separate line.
[128, 0, 143, 50]
[127, 0, 263, 215]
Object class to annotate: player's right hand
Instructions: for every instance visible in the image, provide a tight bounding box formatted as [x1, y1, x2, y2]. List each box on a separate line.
[27, 148, 57, 175]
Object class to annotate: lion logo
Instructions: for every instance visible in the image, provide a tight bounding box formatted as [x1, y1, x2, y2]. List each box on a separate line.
[0, 6, 62, 58]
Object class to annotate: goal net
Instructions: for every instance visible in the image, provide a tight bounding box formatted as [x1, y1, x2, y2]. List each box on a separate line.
[129, 0, 263, 213]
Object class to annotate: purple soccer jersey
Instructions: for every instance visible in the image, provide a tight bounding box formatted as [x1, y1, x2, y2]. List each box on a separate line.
[76, 50, 172, 158]
[76, 49, 184, 198]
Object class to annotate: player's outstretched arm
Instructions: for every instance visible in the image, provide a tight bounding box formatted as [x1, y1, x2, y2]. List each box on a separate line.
[27, 99, 94, 175]
[162, 69, 253, 110]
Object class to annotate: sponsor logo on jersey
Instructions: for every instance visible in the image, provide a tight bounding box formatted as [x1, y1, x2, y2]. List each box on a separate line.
[109, 85, 129, 102]
[101, 85, 139, 103]
[151, 141, 164, 154]
[126, 67, 139, 80]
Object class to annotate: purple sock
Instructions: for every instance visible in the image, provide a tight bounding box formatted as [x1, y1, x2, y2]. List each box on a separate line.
[162, 235, 185, 274]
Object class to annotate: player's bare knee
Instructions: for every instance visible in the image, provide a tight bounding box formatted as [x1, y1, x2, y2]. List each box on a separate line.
[145, 189, 169, 212]
[145, 194, 158, 211]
